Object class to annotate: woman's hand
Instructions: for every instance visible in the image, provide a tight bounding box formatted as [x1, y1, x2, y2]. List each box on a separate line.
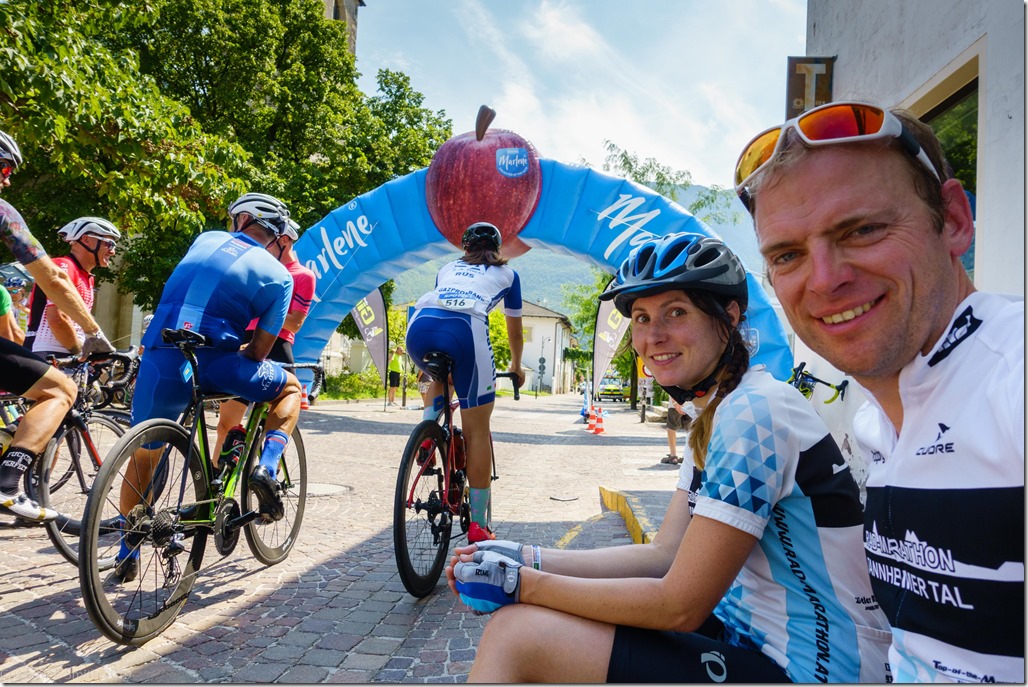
[508, 364, 526, 389]
[446, 540, 529, 596]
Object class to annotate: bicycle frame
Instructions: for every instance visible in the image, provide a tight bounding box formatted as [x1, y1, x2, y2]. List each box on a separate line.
[788, 362, 849, 404]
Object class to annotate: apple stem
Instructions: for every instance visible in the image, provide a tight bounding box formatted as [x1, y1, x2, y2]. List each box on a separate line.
[475, 105, 496, 141]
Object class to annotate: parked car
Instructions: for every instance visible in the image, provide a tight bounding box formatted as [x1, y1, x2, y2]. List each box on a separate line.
[595, 377, 626, 402]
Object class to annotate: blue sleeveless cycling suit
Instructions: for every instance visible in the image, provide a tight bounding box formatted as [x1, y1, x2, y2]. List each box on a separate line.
[132, 231, 293, 424]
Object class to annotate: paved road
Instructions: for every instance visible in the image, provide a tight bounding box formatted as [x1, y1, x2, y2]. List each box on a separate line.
[0, 394, 680, 683]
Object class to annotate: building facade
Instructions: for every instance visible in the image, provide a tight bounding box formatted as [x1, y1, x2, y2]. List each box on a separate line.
[777, 0, 1024, 477]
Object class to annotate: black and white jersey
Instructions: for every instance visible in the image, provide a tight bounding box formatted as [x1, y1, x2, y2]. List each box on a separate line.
[855, 292, 1024, 683]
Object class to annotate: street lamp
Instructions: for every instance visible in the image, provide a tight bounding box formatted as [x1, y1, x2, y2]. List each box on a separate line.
[537, 336, 551, 398]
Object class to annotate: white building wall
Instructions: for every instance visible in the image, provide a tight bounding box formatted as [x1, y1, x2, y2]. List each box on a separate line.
[807, 0, 1024, 296]
[784, 2, 1025, 484]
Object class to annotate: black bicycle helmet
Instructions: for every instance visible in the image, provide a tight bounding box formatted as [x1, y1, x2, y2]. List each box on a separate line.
[461, 222, 502, 251]
[600, 233, 749, 317]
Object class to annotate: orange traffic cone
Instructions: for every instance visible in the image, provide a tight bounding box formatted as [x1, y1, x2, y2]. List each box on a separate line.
[593, 406, 606, 435]
[586, 405, 596, 432]
[300, 383, 310, 410]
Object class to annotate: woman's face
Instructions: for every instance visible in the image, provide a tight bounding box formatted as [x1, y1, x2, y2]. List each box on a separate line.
[629, 290, 737, 390]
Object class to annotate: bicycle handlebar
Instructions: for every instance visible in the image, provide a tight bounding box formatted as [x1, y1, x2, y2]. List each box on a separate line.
[789, 362, 849, 404]
[284, 363, 326, 401]
[495, 372, 521, 401]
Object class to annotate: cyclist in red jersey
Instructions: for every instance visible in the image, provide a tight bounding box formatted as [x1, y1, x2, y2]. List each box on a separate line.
[29, 217, 120, 357]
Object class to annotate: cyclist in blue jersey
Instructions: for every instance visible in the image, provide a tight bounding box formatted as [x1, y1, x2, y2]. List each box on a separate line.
[447, 234, 892, 683]
[112, 192, 302, 584]
[0, 129, 115, 522]
[406, 222, 525, 544]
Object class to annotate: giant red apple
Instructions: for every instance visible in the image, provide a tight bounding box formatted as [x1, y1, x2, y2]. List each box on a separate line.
[426, 105, 541, 258]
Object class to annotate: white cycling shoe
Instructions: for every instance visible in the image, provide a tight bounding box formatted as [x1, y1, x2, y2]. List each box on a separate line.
[0, 490, 59, 522]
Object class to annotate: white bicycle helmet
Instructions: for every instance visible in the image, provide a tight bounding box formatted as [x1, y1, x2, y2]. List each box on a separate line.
[57, 216, 122, 242]
[281, 217, 300, 241]
[0, 130, 23, 169]
[228, 192, 292, 236]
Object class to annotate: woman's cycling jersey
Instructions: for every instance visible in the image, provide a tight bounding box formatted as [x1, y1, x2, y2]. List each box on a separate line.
[407, 259, 522, 409]
[413, 259, 522, 322]
[677, 366, 892, 683]
[854, 292, 1024, 683]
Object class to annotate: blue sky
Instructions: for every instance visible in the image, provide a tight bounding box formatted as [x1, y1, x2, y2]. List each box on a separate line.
[354, 0, 807, 189]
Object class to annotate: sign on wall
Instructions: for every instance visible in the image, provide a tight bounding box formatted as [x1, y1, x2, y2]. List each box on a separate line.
[787, 56, 836, 118]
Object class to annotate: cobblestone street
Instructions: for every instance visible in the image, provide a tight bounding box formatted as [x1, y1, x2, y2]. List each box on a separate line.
[1, 393, 680, 682]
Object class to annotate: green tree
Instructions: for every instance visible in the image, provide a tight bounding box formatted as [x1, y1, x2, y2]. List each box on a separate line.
[488, 309, 512, 370]
[0, 0, 247, 290]
[2, 0, 452, 309]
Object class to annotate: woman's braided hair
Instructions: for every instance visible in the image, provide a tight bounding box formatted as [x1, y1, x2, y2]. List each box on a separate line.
[684, 291, 751, 470]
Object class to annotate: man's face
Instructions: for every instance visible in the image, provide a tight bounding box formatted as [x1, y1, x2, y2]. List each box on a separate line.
[85, 234, 117, 268]
[754, 146, 969, 384]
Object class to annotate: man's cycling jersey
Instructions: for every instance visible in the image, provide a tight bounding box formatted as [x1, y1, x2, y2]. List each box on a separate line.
[245, 258, 316, 344]
[142, 231, 292, 352]
[132, 231, 292, 424]
[853, 291, 1024, 683]
[677, 366, 892, 683]
[31, 255, 92, 355]
[0, 283, 11, 318]
[412, 259, 522, 321]
[0, 199, 55, 393]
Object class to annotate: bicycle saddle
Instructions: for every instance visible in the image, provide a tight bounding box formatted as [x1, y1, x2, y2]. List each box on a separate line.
[422, 351, 455, 381]
[161, 328, 212, 348]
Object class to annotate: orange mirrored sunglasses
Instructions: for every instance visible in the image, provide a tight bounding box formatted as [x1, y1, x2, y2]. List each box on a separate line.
[734, 101, 939, 199]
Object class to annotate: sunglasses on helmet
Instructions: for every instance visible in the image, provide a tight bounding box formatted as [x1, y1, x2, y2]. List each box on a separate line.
[734, 101, 940, 201]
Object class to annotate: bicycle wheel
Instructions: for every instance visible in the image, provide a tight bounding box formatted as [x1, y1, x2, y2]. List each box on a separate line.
[393, 420, 451, 598]
[28, 414, 125, 566]
[78, 419, 209, 646]
[241, 424, 307, 565]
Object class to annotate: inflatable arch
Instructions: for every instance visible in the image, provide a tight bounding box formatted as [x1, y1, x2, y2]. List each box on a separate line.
[292, 160, 793, 384]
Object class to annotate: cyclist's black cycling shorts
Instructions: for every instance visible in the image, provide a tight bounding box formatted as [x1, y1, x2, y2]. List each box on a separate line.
[607, 616, 791, 683]
[0, 337, 53, 395]
[241, 330, 294, 364]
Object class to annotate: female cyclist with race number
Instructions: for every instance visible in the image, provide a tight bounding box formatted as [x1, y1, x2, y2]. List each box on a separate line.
[446, 233, 892, 683]
[405, 222, 525, 544]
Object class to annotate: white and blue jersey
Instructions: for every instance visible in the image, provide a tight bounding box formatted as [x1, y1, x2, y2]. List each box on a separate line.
[412, 259, 522, 322]
[406, 259, 522, 409]
[678, 367, 892, 683]
[855, 292, 1024, 683]
[142, 231, 291, 352]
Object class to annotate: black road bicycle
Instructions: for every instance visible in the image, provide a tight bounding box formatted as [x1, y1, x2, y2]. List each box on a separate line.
[78, 328, 324, 645]
[393, 352, 520, 597]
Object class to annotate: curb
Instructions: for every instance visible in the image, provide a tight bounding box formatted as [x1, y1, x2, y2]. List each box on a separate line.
[598, 486, 660, 544]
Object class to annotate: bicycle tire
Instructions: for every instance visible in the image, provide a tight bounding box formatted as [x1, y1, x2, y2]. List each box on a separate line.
[241, 424, 307, 565]
[393, 420, 451, 598]
[29, 414, 125, 567]
[78, 419, 209, 646]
